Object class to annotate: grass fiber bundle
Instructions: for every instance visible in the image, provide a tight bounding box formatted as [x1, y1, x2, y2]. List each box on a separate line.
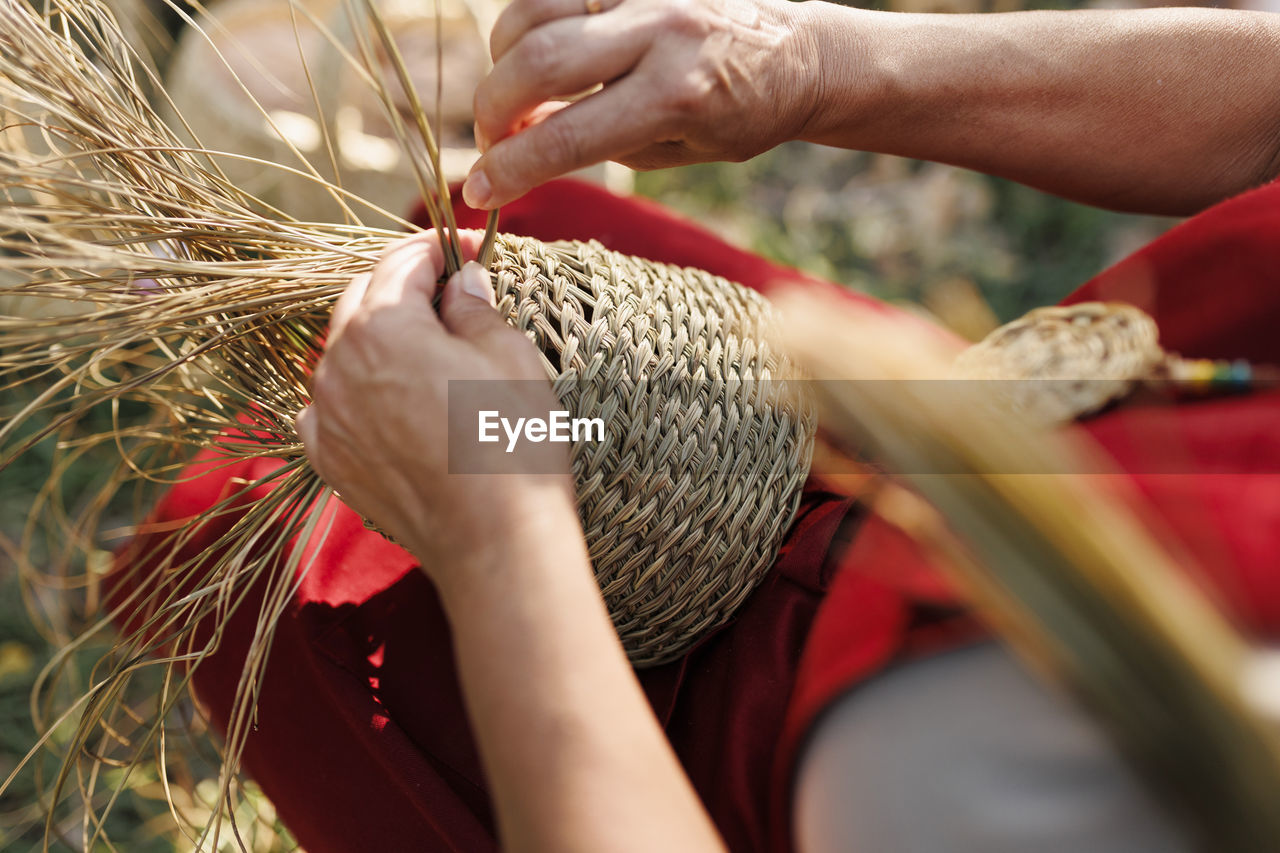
[0, 0, 813, 847]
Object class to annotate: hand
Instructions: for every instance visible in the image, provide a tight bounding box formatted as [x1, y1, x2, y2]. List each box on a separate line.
[465, 0, 823, 209]
[295, 231, 580, 593]
[299, 237, 723, 852]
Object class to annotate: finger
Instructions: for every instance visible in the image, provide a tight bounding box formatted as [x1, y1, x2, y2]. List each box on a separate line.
[476, 16, 646, 146]
[294, 405, 315, 447]
[439, 262, 509, 342]
[490, 0, 625, 62]
[296, 406, 375, 517]
[464, 75, 669, 209]
[329, 272, 371, 340]
[455, 229, 487, 265]
[477, 102, 569, 154]
[294, 405, 330, 483]
[362, 233, 446, 314]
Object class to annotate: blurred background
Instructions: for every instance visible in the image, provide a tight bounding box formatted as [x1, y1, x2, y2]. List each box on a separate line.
[1, 0, 1264, 847]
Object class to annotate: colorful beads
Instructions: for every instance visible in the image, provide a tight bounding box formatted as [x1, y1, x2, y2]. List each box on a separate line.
[1171, 358, 1254, 393]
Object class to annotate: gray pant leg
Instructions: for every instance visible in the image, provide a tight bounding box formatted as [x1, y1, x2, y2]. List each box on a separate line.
[794, 643, 1193, 853]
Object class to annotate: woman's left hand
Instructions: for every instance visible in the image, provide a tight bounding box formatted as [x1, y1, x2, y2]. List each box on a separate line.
[295, 230, 579, 596]
[296, 233, 723, 853]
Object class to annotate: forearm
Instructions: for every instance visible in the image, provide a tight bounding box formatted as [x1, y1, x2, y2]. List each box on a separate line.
[425, 501, 725, 853]
[301, 239, 723, 851]
[800, 5, 1280, 214]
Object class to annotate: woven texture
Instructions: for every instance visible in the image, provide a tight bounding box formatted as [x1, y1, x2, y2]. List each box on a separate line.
[953, 302, 1164, 424]
[486, 234, 816, 666]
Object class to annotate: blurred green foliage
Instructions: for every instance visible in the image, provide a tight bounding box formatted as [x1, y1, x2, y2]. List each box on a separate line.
[0, 394, 174, 851]
[635, 142, 1171, 327]
[0, 392, 298, 850]
[0, 571, 177, 852]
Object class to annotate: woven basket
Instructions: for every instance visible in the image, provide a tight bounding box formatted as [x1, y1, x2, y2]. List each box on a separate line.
[952, 302, 1163, 424]
[484, 235, 816, 666]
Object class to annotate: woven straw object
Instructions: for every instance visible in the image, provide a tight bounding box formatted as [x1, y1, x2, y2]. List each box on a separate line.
[483, 234, 816, 666]
[952, 302, 1164, 424]
[0, 0, 810, 665]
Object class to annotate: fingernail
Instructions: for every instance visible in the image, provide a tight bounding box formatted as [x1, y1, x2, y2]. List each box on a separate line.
[474, 122, 489, 154]
[462, 169, 492, 209]
[457, 261, 495, 305]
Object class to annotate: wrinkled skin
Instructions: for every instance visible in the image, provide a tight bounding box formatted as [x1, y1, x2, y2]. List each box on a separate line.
[467, 0, 822, 209]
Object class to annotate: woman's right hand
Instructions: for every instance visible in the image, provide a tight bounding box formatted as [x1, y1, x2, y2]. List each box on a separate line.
[465, 0, 828, 210]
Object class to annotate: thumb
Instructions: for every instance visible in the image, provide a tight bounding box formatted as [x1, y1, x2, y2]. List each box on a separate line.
[439, 262, 505, 340]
